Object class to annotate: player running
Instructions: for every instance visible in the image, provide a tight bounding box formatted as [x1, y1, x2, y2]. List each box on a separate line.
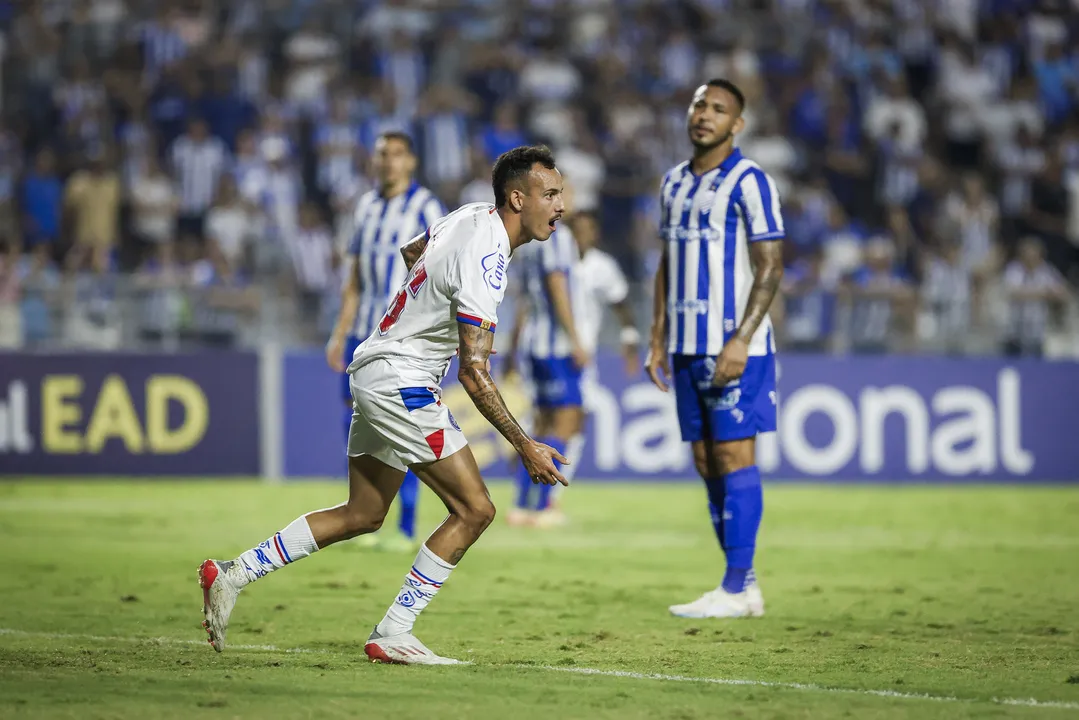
[199, 146, 568, 664]
[325, 131, 445, 552]
[507, 210, 640, 526]
[645, 79, 785, 619]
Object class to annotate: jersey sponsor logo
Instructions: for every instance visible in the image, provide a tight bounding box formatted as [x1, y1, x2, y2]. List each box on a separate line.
[447, 409, 460, 431]
[663, 227, 717, 242]
[482, 250, 506, 290]
[673, 299, 709, 315]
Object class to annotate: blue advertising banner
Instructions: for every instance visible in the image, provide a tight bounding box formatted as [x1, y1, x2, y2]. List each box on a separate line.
[0, 352, 259, 475]
[282, 350, 1079, 482]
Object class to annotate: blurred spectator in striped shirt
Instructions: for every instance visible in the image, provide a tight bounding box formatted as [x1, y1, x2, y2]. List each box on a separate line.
[1002, 236, 1069, 357]
[170, 117, 229, 240]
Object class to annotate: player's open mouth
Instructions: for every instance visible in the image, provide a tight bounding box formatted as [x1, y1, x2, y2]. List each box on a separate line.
[548, 217, 559, 231]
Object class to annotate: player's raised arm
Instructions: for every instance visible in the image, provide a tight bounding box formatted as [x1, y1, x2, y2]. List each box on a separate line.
[456, 321, 568, 486]
[645, 246, 671, 391]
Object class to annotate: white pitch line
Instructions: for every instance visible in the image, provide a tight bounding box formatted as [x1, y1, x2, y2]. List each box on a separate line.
[1, 628, 1076, 711]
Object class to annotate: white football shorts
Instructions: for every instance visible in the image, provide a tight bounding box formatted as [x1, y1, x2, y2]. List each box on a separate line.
[346, 358, 468, 471]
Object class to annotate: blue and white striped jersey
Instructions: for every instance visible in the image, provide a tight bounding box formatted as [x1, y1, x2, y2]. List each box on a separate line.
[520, 226, 580, 359]
[347, 182, 445, 339]
[170, 135, 229, 214]
[659, 149, 784, 357]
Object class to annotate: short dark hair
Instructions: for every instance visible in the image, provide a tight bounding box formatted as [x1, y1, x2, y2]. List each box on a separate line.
[705, 78, 746, 112]
[377, 131, 415, 154]
[491, 145, 556, 207]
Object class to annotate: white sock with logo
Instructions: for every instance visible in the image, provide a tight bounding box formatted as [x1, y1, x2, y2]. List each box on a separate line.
[376, 544, 455, 637]
[232, 516, 318, 587]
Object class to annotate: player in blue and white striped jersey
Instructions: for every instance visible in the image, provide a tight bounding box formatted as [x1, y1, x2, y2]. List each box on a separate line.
[505, 222, 586, 524]
[326, 131, 445, 552]
[645, 79, 786, 620]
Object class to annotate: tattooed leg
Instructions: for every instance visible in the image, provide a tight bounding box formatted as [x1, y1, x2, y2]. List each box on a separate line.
[409, 446, 496, 565]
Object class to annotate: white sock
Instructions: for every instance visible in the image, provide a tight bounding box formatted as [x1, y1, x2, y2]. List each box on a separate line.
[233, 515, 318, 587]
[376, 544, 455, 637]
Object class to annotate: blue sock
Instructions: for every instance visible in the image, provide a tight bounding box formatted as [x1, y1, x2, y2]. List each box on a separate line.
[719, 466, 764, 594]
[535, 436, 567, 511]
[703, 476, 727, 556]
[398, 470, 419, 539]
[514, 457, 533, 509]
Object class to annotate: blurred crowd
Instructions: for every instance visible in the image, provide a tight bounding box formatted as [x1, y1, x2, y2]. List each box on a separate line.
[0, 0, 1076, 356]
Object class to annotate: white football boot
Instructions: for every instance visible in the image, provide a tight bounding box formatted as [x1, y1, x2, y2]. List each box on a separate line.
[198, 559, 243, 652]
[364, 627, 464, 665]
[668, 582, 765, 619]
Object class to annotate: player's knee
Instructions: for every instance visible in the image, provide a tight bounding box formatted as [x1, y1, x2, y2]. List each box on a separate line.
[714, 440, 755, 476]
[341, 503, 386, 537]
[458, 499, 496, 536]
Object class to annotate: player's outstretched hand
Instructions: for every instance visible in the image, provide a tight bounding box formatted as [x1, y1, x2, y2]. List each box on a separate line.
[644, 342, 670, 392]
[713, 337, 748, 386]
[326, 335, 346, 373]
[517, 439, 569, 487]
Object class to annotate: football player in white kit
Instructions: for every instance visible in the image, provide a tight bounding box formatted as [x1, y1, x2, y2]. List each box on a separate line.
[198, 146, 568, 664]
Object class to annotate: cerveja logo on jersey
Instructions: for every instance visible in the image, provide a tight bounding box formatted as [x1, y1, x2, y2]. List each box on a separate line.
[673, 299, 709, 315]
[482, 251, 506, 290]
[664, 227, 717, 242]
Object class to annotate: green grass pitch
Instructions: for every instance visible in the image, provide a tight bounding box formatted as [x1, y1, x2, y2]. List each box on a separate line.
[0, 480, 1077, 719]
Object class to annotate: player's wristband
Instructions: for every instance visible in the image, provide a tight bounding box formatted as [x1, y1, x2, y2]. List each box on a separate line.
[620, 326, 641, 345]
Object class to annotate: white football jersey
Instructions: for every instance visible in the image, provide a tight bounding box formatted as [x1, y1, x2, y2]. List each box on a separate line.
[347, 203, 512, 386]
[573, 247, 629, 356]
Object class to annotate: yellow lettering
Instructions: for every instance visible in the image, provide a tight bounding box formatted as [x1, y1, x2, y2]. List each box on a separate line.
[85, 375, 144, 454]
[146, 376, 209, 453]
[41, 375, 84, 453]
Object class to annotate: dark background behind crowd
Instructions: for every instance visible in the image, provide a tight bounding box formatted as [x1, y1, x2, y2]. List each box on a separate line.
[0, 0, 1076, 357]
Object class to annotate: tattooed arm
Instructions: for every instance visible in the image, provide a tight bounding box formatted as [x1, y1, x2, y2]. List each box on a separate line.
[735, 239, 785, 344]
[457, 322, 530, 449]
[400, 234, 428, 271]
[457, 321, 568, 485]
[713, 239, 784, 385]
